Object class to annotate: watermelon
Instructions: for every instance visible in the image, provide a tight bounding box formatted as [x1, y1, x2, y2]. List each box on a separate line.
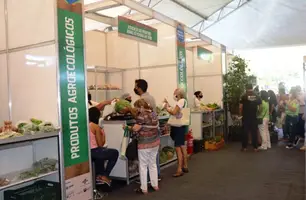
[114, 100, 131, 113]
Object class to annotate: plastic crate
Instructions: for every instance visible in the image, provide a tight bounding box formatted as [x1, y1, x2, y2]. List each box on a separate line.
[4, 180, 61, 200]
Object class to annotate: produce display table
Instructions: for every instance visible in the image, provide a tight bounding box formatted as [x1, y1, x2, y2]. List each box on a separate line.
[102, 116, 176, 185]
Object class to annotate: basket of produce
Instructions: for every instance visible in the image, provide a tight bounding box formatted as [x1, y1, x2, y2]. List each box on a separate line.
[4, 180, 60, 200]
[159, 146, 175, 164]
[204, 137, 224, 151]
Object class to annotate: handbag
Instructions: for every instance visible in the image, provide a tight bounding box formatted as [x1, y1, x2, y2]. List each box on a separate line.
[126, 138, 138, 160]
[168, 100, 191, 127]
[120, 127, 130, 157]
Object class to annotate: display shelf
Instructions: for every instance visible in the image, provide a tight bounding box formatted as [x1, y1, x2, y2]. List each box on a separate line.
[215, 123, 224, 127]
[160, 157, 177, 167]
[0, 170, 58, 191]
[0, 131, 59, 147]
[202, 123, 212, 128]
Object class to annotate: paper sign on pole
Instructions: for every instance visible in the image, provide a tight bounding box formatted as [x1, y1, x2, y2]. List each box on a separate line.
[57, 0, 92, 199]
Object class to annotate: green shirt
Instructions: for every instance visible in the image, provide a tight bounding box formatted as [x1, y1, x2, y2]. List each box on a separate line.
[285, 99, 299, 116]
[258, 100, 269, 119]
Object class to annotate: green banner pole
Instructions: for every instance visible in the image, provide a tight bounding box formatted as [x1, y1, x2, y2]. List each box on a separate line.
[176, 23, 188, 99]
[56, 0, 92, 199]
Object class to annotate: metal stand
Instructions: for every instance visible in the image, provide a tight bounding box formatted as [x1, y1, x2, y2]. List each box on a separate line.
[92, 162, 107, 200]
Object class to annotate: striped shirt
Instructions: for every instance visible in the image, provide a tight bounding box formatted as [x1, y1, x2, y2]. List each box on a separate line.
[135, 109, 160, 149]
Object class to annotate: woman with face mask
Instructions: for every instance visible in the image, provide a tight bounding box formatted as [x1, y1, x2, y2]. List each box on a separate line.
[194, 91, 203, 108]
[164, 88, 189, 177]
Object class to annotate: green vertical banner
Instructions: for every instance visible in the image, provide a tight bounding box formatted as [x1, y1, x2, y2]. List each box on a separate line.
[57, 0, 92, 199]
[176, 23, 187, 94]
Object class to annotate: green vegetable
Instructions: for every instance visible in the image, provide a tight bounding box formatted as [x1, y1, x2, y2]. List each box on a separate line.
[159, 152, 168, 164]
[215, 136, 222, 143]
[17, 122, 28, 129]
[30, 118, 43, 125]
[114, 100, 131, 113]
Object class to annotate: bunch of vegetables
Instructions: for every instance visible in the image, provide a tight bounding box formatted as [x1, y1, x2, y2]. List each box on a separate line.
[156, 106, 169, 116]
[19, 158, 57, 180]
[114, 100, 131, 113]
[17, 118, 56, 134]
[206, 103, 221, 110]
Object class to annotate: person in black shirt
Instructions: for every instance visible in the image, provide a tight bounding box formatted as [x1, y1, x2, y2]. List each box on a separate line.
[239, 84, 262, 151]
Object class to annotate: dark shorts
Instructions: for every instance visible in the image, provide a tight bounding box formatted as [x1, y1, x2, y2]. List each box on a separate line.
[170, 126, 188, 147]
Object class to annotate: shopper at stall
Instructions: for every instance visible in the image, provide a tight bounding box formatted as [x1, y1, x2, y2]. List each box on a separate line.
[239, 84, 262, 152]
[89, 107, 119, 186]
[134, 79, 157, 113]
[124, 99, 160, 194]
[164, 88, 189, 177]
[284, 87, 300, 149]
[133, 79, 161, 182]
[258, 90, 271, 150]
[194, 91, 203, 108]
[121, 93, 132, 103]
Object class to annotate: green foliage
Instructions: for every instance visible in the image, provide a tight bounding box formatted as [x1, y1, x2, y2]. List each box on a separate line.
[223, 56, 256, 113]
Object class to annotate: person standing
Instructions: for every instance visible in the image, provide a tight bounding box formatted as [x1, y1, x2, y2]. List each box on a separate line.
[194, 91, 203, 108]
[285, 87, 300, 149]
[164, 88, 189, 177]
[133, 79, 161, 182]
[257, 90, 271, 150]
[296, 86, 305, 138]
[268, 90, 277, 124]
[125, 99, 160, 194]
[239, 84, 262, 152]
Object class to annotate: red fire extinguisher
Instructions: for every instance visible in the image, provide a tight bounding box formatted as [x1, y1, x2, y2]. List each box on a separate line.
[186, 129, 194, 155]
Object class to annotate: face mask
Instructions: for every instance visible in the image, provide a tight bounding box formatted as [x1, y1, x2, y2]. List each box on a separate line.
[126, 99, 132, 103]
[199, 95, 203, 99]
[173, 95, 178, 101]
[134, 88, 140, 96]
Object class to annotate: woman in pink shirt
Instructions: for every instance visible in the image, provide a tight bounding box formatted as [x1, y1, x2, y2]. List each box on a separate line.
[89, 107, 119, 185]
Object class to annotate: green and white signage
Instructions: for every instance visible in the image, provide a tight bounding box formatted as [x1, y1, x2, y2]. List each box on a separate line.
[118, 16, 158, 46]
[197, 46, 213, 61]
[57, 0, 92, 199]
[176, 23, 187, 93]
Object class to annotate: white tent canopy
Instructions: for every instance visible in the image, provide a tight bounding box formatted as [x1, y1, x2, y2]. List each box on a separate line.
[84, 0, 306, 50]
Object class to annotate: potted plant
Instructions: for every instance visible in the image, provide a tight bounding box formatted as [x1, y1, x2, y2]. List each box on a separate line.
[223, 56, 256, 114]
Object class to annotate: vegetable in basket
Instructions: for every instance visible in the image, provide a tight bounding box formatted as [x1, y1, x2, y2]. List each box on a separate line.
[114, 100, 131, 113]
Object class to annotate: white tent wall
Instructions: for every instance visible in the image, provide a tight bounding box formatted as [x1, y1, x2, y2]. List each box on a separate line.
[187, 45, 223, 107]
[85, 23, 178, 106]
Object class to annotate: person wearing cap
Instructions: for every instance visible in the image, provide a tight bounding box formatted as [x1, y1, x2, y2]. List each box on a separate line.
[121, 93, 132, 103]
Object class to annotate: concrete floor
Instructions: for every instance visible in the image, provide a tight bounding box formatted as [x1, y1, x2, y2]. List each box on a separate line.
[104, 143, 305, 200]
